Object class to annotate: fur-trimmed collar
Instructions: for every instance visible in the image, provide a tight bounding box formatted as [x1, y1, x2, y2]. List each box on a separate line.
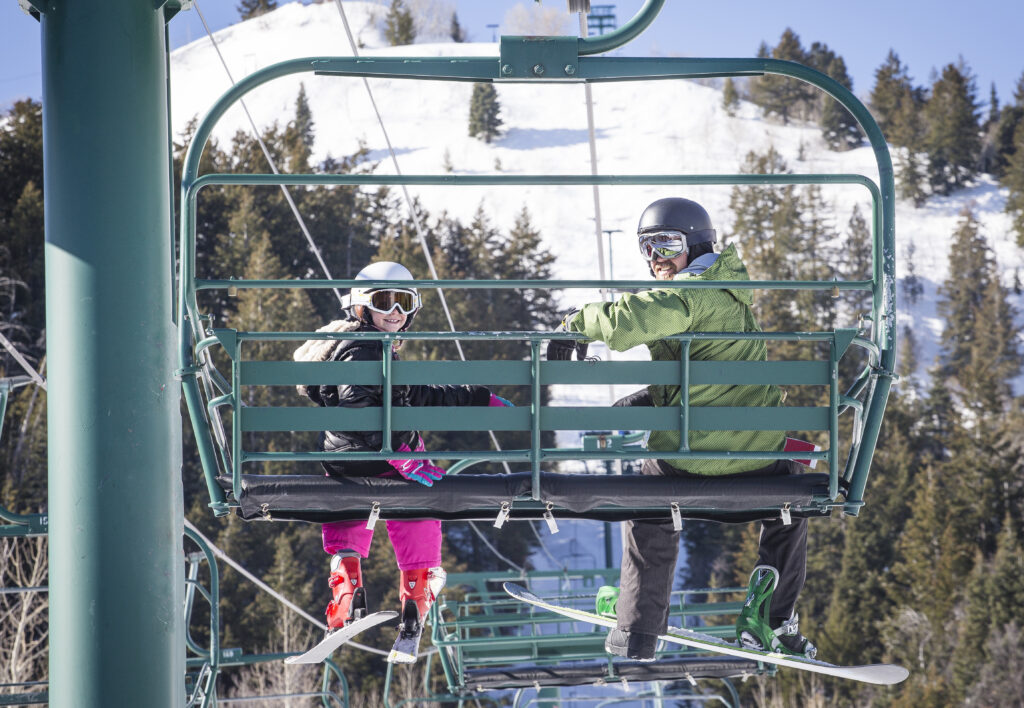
[292, 319, 362, 396]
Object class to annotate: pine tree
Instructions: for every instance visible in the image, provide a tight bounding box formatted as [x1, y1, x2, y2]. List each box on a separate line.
[820, 518, 890, 667]
[796, 184, 839, 332]
[952, 551, 992, 698]
[933, 210, 1021, 557]
[986, 82, 1001, 128]
[839, 204, 872, 323]
[501, 206, 560, 334]
[988, 102, 1024, 178]
[1004, 119, 1024, 246]
[807, 43, 861, 150]
[869, 50, 914, 139]
[899, 323, 921, 383]
[449, 11, 465, 42]
[749, 29, 810, 123]
[468, 83, 503, 143]
[902, 241, 924, 306]
[957, 520, 1024, 704]
[384, 0, 416, 46]
[727, 148, 803, 336]
[283, 84, 315, 173]
[892, 85, 929, 206]
[237, 0, 276, 21]
[990, 519, 1024, 632]
[0, 100, 45, 342]
[923, 62, 982, 195]
[964, 623, 1024, 707]
[886, 467, 970, 660]
[0, 99, 47, 515]
[937, 207, 1022, 415]
[722, 77, 739, 117]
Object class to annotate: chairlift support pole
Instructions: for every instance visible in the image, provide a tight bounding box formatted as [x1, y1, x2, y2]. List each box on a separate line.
[38, 1, 184, 706]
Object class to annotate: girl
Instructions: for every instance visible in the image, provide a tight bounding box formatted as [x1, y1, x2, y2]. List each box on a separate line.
[293, 261, 511, 633]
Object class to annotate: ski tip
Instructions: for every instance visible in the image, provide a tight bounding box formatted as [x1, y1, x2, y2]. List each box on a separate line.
[387, 649, 417, 664]
[503, 581, 533, 600]
[865, 664, 910, 685]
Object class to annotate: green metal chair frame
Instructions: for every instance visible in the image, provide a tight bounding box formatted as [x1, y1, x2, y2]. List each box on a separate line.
[426, 569, 761, 700]
[177, 0, 895, 521]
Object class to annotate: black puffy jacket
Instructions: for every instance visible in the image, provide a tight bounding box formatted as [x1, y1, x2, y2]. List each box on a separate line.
[294, 319, 491, 462]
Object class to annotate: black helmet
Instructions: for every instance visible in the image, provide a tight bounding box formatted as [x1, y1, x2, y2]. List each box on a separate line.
[637, 198, 717, 247]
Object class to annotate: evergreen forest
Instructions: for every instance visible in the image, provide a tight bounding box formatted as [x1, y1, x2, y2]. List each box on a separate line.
[3, 24, 1024, 706]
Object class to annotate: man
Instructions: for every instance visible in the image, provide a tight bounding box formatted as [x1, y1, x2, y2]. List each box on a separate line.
[548, 197, 815, 662]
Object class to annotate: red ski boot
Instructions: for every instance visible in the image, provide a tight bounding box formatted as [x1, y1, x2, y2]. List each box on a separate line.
[390, 567, 446, 663]
[326, 553, 367, 630]
[399, 566, 447, 628]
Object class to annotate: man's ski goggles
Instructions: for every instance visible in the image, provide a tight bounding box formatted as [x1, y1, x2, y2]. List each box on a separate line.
[365, 289, 421, 315]
[638, 230, 688, 261]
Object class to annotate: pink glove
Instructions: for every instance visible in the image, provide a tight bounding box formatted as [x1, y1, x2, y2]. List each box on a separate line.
[390, 443, 445, 487]
[489, 394, 513, 407]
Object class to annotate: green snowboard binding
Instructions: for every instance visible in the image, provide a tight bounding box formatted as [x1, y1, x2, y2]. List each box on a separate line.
[596, 585, 619, 618]
[736, 565, 817, 659]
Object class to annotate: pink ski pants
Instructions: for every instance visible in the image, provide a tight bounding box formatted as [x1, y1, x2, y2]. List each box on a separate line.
[322, 519, 441, 571]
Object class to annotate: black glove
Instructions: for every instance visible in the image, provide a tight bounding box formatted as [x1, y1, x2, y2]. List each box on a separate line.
[613, 389, 653, 407]
[547, 308, 590, 361]
[547, 339, 590, 361]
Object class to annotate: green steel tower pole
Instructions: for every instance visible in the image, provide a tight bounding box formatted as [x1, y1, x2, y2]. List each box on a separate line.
[40, 1, 184, 706]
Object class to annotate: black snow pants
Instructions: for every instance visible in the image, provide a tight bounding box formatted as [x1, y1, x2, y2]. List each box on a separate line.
[615, 458, 808, 637]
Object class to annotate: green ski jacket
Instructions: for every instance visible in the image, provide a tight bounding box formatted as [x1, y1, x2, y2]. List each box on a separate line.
[568, 244, 785, 475]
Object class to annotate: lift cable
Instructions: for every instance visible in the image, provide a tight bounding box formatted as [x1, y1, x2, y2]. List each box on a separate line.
[0, 331, 46, 390]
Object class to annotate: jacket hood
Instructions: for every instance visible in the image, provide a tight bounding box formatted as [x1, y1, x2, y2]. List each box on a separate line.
[675, 243, 753, 306]
[292, 319, 362, 395]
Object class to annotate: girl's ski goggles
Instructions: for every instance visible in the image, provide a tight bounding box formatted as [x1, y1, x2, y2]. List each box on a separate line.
[638, 230, 688, 261]
[365, 288, 421, 315]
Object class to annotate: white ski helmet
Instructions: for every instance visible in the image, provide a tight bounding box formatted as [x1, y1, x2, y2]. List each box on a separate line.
[346, 261, 422, 330]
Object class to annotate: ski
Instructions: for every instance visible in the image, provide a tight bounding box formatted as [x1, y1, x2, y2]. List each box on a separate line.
[387, 623, 425, 664]
[503, 582, 909, 686]
[285, 611, 398, 664]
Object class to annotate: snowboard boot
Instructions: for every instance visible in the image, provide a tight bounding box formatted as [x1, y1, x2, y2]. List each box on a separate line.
[735, 565, 817, 659]
[398, 566, 447, 634]
[596, 586, 658, 661]
[605, 628, 658, 662]
[325, 552, 367, 630]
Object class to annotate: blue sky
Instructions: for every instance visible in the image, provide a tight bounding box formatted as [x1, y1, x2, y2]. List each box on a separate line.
[2, 0, 1022, 113]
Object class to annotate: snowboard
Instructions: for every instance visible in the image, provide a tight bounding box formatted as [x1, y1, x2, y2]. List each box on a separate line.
[503, 582, 909, 686]
[285, 611, 398, 664]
